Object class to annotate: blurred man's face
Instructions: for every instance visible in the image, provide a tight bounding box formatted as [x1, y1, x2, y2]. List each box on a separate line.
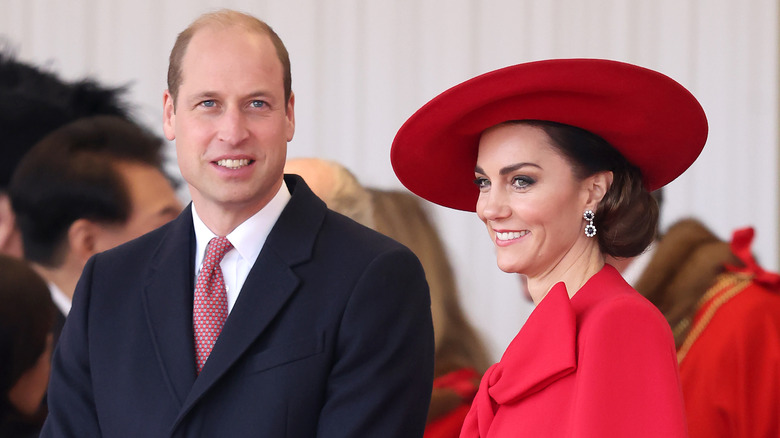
[93, 162, 182, 252]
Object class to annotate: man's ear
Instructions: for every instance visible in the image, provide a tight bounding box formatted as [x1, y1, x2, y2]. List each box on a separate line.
[0, 193, 23, 257]
[583, 170, 613, 210]
[162, 90, 176, 141]
[285, 91, 296, 142]
[67, 219, 99, 264]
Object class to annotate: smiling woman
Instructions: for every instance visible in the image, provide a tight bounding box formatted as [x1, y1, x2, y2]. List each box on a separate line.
[391, 58, 708, 437]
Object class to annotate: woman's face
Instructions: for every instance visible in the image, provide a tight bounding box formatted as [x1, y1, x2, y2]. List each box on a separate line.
[475, 123, 594, 277]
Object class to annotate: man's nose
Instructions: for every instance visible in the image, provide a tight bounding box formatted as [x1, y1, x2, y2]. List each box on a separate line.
[217, 106, 249, 145]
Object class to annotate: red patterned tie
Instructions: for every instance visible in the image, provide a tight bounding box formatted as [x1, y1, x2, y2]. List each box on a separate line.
[193, 236, 233, 374]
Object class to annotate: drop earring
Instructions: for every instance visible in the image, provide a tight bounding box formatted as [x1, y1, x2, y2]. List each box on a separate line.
[583, 210, 596, 237]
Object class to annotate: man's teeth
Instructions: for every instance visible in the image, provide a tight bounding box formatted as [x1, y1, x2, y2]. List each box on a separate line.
[496, 231, 529, 241]
[217, 159, 250, 169]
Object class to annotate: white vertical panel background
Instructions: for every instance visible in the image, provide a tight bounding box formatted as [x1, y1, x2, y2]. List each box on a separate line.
[1, 0, 776, 361]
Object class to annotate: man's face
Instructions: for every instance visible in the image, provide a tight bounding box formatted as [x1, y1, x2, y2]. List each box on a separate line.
[162, 25, 295, 224]
[93, 162, 182, 252]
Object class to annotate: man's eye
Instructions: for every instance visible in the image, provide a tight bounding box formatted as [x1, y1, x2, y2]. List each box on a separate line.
[200, 100, 216, 108]
[250, 100, 266, 108]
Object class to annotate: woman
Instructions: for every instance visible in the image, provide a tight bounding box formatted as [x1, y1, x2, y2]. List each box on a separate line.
[0, 254, 55, 438]
[391, 59, 707, 437]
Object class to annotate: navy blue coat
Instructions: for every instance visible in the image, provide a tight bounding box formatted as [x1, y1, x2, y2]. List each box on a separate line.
[41, 175, 434, 437]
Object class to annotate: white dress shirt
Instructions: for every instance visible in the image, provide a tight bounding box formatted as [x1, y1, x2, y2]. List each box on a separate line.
[48, 281, 71, 316]
[191, 180, 291, 313]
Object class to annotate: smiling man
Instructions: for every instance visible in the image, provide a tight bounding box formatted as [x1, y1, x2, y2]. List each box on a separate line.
[41, 9, 434, 438]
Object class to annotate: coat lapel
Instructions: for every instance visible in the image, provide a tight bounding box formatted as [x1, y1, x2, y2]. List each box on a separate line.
[171, 175, 326, 430]
[488, 283, 578, 404]
[142, 206, 198, 407]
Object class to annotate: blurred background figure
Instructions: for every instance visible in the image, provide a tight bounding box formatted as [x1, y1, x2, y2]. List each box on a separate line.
[0, 50, 132, 259]
[609, 188, 780, 438]
[0, 254, 55, 437]
[283, 157, 375, 229]
[9, 115, 182, 345]
[285, 157, 490, 437]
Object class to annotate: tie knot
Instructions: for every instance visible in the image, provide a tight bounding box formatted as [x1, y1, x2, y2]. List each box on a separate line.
[205, 237, 233, 265]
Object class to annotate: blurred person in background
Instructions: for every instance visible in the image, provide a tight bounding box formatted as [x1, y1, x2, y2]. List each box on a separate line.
[0, 254, 55, 437]
[10, 115, 182, 344]
[611, 189, 780, 438]
[0, 49, 132, 259]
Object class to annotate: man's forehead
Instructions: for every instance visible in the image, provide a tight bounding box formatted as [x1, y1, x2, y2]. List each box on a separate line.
[180, 27, 282, 86]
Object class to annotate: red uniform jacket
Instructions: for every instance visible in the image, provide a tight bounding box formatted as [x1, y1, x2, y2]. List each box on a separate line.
[678, 228, 780, 438]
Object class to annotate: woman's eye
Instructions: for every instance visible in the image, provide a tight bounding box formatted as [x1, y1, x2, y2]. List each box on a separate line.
[511, 176, 535, 189]
[473, 177, 490, 190]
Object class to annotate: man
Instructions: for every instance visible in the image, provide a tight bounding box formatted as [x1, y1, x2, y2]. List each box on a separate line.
[42, 9, 434, 438]
[10, 115, 182, 343]
[0, 50, 131, 258]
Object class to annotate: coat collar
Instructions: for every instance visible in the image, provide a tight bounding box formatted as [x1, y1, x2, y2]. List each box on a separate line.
[142, 175, 328, 431]
[487, 282, 577, 405]
[463, 265, 626, 437]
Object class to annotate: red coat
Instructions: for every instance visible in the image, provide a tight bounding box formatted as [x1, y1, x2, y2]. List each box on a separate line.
[678, 228, 780, 438]
[461, 264, 687, 437]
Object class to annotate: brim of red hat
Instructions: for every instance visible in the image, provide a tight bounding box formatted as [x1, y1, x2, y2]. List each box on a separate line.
[391, 58, 708, 212]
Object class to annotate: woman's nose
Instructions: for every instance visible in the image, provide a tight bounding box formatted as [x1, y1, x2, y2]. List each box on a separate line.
[477, 187, 510, 222]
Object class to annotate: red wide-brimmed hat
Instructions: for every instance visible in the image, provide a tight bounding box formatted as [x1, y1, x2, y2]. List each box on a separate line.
[391, 58, 708, 211]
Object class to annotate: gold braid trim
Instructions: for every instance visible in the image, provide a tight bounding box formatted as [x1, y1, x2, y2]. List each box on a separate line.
[676, 272, 752, 364]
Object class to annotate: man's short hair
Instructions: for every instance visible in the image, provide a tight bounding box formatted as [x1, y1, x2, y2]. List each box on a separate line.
[0, 49, 132, 190]
[9, 115, 165, 267]
[166, 9, 292, 107]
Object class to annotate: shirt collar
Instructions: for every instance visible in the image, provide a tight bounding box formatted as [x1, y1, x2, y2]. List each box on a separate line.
[48, 281, 71, 316]
[192, 179, 291, 267]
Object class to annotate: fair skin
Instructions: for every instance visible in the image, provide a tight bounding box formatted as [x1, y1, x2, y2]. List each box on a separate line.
[33, 162, 182, 300]
[162, 24, 295, 237]
[475, 123, 612, 304]
[0, 193, 23, 258]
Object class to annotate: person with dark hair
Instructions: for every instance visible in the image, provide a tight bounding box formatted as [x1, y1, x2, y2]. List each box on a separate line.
[0, 49, 132, 258]
[9, 115, 182, 344]
[392, 59, 709, 436]
[0, 254, 55, 438]
[41, 9, 433, 438]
